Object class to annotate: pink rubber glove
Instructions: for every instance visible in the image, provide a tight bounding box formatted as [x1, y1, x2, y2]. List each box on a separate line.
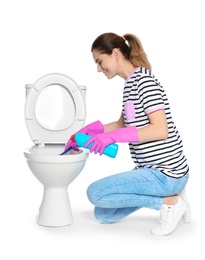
[84, 126, 139, 155]
[64, 120, 104, 151]
[64, 137, 79, 151]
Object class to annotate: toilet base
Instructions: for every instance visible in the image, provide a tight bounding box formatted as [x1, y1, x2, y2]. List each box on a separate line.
[36, 187, 73, 227]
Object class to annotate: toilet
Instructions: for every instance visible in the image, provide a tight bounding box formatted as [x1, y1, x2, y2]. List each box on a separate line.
[24, 73, 89, 227]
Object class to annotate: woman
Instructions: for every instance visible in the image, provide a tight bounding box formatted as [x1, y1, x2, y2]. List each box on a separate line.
[65, 32, 191, 235]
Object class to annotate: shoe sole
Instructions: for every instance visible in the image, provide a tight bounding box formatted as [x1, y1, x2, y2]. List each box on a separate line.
[179, 189, 191, 223]
[183, 205, 191, 223]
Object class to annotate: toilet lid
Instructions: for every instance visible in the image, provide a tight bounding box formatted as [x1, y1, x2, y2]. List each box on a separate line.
[25, 73, 86, 145]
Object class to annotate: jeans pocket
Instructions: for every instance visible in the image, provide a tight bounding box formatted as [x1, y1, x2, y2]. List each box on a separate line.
[173, 175, 189, 194]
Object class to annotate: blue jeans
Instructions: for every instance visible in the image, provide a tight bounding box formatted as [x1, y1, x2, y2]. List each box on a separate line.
[86, 167, 189, 224]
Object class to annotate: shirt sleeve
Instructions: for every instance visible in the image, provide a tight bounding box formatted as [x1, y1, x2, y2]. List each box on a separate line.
[137, 74, 165, 115]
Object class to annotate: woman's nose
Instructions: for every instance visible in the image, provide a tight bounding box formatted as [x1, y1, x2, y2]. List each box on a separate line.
[97, 64, 102, 72]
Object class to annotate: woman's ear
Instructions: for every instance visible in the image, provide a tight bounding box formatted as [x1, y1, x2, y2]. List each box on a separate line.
[112, 48, 120, 61]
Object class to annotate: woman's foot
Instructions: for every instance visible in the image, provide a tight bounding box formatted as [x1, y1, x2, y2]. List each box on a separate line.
[179, 189, 191, 223]
[150, 195, 189, 236]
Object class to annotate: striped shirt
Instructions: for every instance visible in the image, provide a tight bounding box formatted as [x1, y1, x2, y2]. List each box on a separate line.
[122, 67, 189, 178]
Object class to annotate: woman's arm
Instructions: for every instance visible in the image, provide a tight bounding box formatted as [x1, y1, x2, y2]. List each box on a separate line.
[138, 109, 168, 142]
[104, 109, 168, 142]
[104, 114, 125, 132]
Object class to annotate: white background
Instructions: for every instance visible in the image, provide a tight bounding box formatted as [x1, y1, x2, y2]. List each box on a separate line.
[1, 0, 204, 259]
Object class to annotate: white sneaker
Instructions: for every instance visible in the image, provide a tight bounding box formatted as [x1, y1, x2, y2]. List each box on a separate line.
[150, 196, 189, 236]
[179, 189, 191, 223]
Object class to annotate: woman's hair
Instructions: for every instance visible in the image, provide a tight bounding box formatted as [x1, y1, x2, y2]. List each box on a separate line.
[91, 32, 152, 71]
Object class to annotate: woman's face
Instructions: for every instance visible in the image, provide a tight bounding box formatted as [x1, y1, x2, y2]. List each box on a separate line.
[92, 49, 119, 79]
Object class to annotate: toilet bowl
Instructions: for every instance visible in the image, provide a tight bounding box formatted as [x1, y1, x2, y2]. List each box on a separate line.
[24, 73, 89, 227]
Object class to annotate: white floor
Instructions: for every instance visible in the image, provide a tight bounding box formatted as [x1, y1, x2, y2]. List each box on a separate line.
[1, 1, 204, 259]
[1, 148, 201, 260]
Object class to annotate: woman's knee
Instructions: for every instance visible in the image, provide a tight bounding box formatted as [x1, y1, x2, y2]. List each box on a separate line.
[86, 182, 99, 205]
[94, 207, 115, 224]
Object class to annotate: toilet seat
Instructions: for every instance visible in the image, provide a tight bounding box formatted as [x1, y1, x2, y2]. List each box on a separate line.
[25, 73, 86, 145]
[24, 145, 89, 163]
